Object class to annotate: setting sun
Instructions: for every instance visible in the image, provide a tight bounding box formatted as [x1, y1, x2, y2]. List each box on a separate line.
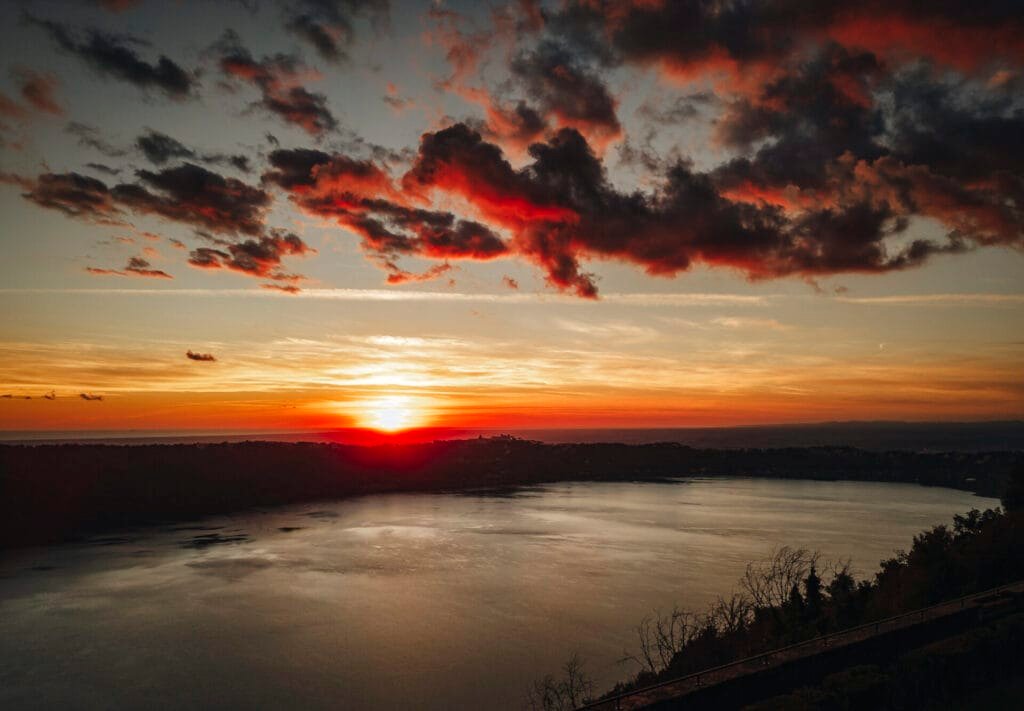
[356, 396, 424, 432]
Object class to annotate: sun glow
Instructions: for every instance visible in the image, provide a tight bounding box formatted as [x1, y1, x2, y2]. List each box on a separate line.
[356, 395, 424, 432]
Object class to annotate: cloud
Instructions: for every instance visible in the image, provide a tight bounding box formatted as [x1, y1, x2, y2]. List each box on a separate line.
[21, 172, 122, 223]
[261, 283, 301, 294]
[263, 146, 507, 282]
[384, 262, 452, 285]
[85, 162, 122, 177]
[135, 129, 251, 171]
[382, 82, 413, 112]
[282, 0, 389, 64]
[125, 256, 172, 278]
[7, 161, 318, 285]
[13, 68, 62, 115]
[548, 1, 1024, 86]
[509, 41, 622, 150]
[79, 392, 104, 401]
[213, 30, 338, 136]
[187, 230, 313, 281]
[476, 99, 548, 153]
[402, 123, 1002, 297]
[186, 350, 216, 361]
[66, 121, 128, 158]
[27, 15, 195, 98]
[113, 163, 271, 235]
[86, 256, 173, 279]
[136, 130, 195, 164]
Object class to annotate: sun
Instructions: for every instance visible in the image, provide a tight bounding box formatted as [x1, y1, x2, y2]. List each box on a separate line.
[357, 396, 423, 432]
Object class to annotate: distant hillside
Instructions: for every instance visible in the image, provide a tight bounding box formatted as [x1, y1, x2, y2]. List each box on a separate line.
[509, 421, 1024, 452]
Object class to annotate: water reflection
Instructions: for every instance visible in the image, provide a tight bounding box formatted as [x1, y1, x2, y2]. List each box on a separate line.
[0, 478, 994, 710]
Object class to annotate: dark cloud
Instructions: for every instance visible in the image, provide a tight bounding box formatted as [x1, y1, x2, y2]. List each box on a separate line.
[188, 230, 313, 281]
[79, 393, 104, 401]
[135, 129, 251, 171]
[85, 162, 122, 177]
[27, 15, 195, 98]
[262, 147, 333, 190]
[282, 0, 390, 63]
[213, 30, 338, 136]
[136, 130, 194, 164]
[186, 350, 216, 361]
[261, 282, 301, 293]
[13, 162, 272, 237]
[113, 163, 271, 235]
[883, 67, 1024, 184]
[125, 256, 172, 278]
[401, 122, 1011, 297]
[22, 172, 122, 222]
[86, 255, 173, 279]
[66, 121, 128, 158]
[549, 1, 1024, 84]
[509, 41, 621, 149]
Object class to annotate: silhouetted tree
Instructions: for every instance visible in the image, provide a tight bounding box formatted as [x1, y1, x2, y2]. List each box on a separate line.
[1002, 464, 1024, 512]
[804, 565, 823, 620]
[526, 652, 593, 711]
[741, 546, 819, 609]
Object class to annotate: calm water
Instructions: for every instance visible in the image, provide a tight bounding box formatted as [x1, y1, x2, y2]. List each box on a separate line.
[0, 478, 994, 710]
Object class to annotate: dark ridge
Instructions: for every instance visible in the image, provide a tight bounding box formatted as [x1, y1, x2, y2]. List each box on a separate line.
[1, 438, 1020, 549]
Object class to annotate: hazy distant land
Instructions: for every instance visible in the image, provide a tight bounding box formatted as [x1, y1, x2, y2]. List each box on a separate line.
[3, 420, 1022, 451]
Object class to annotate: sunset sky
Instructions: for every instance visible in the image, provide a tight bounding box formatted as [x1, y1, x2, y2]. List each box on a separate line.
[1, 0, 1021, 433]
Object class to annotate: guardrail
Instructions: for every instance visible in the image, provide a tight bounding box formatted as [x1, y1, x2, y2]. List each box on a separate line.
[578, 580, 1023, 710]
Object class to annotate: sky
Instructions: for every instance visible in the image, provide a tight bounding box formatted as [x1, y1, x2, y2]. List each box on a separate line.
[0, 0, 1022, 433]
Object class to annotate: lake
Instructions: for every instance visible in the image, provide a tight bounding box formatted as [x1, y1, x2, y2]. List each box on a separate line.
[0, 478, 995, 710]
